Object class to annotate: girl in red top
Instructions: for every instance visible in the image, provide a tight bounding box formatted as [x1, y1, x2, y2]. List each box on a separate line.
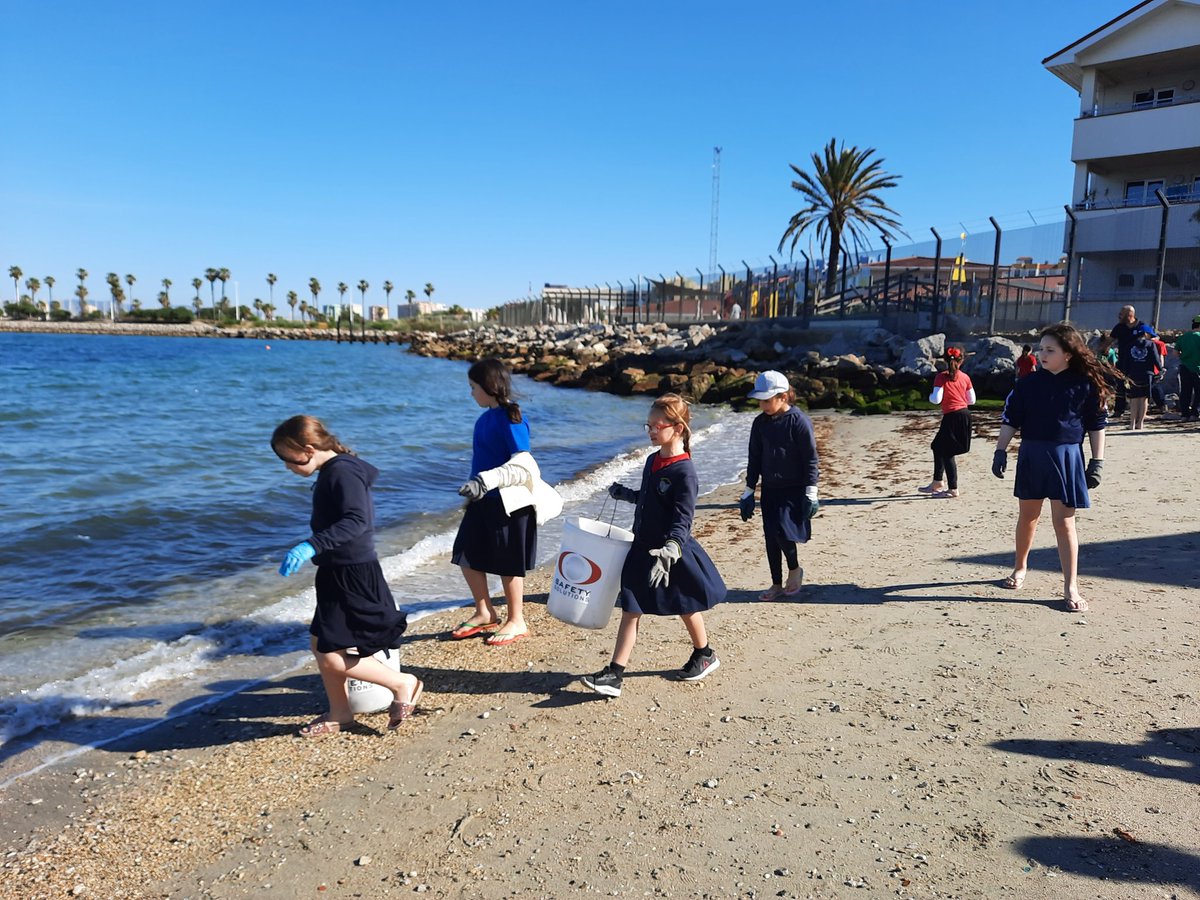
[918, 347, 976, 498]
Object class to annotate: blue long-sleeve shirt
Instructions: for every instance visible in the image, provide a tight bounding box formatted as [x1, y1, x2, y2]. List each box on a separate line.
[746, 406, 820, 490]
[1001, 368, 1107, 443]
[308, 454, 380, 566]
[470, 406, 531, 477]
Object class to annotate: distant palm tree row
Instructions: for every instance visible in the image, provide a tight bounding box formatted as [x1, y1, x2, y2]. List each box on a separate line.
[4, 265, 436, 324]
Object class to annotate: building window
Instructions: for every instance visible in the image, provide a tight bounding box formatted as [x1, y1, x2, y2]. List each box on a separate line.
[1133, 88, 1175, 109]
[1141, 274, 1157, 290]
[1116, 273, 1135, 289]
[1125, 180, 1165, 205]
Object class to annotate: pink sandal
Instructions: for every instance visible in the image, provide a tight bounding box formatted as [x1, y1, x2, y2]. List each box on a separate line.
[387, 679, 424, 730]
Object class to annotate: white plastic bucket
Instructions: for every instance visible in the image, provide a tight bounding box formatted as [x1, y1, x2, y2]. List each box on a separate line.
[547, 516, 634, 629]
[347, 648, 401, 715]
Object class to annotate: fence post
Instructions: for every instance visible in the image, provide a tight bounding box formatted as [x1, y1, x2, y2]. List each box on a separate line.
[800, 251, 811, 324]
[768, 255, 778, 318]
[1062, 206, 1077, 324]
[880, 231, 892, 317]
[988, 217, 1002, 333]
[930, 228, 943, 333]
[1152, 189, 1170, 332]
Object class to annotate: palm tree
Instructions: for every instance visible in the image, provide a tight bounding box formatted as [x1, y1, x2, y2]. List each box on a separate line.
[266, 272, 277, 306]
[424, 282, 435, 304]
[405, 288, 416, 305]
[383, 280, 393, 316]
[253, 298, 264, 320]
[204, 268, 218, 306]
[8, 266, 22, 304]
[158, 291, 171, 309]
[287, 290, 298, 321]
[76, 282, 89, 316]
[357, 279, 369, 321]
[336, 282, 349, 325]
[217, 268, 230, 301]
[263, 303, 276, 321]
[192, 295, 202, 318]
[106, 273, 122, 318]
[161, 278, 172, 305]
[125, 273, 136, 307]
[308, 278, 321, 319]
[26, 277, 40, 305]
[779, 138, 903, 305]
[44, 275, 55, 313]
[299, 299, 310, 322]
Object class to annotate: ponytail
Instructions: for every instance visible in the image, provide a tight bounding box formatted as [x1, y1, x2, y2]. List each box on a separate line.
[468, 357, 523, 423]
[652, 393, 692, 454]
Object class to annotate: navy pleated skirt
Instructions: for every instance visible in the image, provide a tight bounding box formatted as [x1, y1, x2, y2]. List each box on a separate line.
[451, 491, 537, 576]
[1014, 439, 1090, 509]
[760, 485, 812, 543]
[311, 561, 408, 655]
[617, 537, 727, 617]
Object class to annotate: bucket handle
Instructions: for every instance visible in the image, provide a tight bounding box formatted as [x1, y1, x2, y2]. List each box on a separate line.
[596, 492, 625, 534]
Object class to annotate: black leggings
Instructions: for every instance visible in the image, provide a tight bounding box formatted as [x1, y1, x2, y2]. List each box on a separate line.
[765, 530, 800, 585]
[933, 453, 958, 490]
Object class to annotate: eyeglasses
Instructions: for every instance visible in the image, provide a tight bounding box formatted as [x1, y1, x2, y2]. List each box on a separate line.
[644, 421, 676, 433]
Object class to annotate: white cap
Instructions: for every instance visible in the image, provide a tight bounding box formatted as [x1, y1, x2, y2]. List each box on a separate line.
[748, 370, 790, 400]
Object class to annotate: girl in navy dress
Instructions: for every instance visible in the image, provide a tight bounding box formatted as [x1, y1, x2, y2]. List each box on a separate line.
[450, 358, 536, 646]
[991, 325, 1109, 612]
[918, 348, 975, 499]
[739, 370, 820, 599]
[1123, 324, 1162, 431]
[585, 394, 727, 697]
[273, 416, 419, 736]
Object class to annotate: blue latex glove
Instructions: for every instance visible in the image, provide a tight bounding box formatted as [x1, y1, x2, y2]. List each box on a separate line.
[738, 489, 755, 521]
[458, 477, 487, 502]
[648, 540, 682, 589]
[279, 541, 316, 576]
[608, 482, 638, 503]
[992, 448, 1008, 479]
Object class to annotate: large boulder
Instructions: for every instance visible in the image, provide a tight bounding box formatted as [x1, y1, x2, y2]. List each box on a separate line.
[898, 333, 945, 376]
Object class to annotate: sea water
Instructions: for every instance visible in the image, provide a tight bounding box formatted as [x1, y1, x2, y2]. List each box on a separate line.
[0, 331, 752, 782]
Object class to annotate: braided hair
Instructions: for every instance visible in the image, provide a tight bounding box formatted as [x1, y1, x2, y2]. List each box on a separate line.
[651, 393, 693, 454]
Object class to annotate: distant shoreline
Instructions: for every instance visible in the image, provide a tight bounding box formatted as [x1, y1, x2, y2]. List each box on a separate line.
[0, 319, 405, 342]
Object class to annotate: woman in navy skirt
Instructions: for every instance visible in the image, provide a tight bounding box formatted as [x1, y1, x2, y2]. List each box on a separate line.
[273, 416, 419, 736]
[740, 370, 820, 599]
[583, 394, 727, 698]
[450, 358, 537, 646]
[991, 325, 1110, 612]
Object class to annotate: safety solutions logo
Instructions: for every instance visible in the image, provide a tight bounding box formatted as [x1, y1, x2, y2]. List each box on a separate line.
[553, 550, 603, 600]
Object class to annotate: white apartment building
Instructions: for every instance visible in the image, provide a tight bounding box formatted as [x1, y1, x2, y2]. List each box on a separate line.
[1043, 0, 1200, 328]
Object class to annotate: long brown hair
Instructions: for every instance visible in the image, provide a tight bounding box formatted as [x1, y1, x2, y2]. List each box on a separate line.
[943, 347, 963, 381]
[271, 415, 355, 459]
[651, 393, 692, 454]
[469, 357, 523, 424]
[1040, 324, 1113, 404]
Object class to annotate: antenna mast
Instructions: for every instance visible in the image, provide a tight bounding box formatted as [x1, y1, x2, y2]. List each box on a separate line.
[709, 146, 722, 276]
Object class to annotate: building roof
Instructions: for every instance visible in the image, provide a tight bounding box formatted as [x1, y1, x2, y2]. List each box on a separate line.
[1042, 0, 1176, 89]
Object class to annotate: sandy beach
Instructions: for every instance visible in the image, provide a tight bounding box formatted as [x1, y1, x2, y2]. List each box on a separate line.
[3, 410, 1198, 900]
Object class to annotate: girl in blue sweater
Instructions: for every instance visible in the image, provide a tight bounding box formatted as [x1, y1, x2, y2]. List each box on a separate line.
[991, 325, 1109, 612]
[274, 415, 419, 736]
[585, 394, 727, 698]
[740, 371, 820, 599]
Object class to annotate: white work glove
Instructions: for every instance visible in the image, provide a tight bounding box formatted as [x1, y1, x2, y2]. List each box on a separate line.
[648, 540, 682, 589]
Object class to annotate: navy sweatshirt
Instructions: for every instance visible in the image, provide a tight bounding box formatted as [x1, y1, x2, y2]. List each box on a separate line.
[307, 454, 380, 566]
[1001, 368, 1107, 443]
[746, 406, 820, 491]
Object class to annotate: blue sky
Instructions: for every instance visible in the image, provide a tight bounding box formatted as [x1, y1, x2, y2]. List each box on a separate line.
[1, 0, 1117, 310]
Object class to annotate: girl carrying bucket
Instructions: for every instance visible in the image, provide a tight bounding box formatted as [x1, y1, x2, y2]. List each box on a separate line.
[739, 370, 820, 600]
[450, 358, 538, 646]
[583, 394, 727, 698]
[918, 347, 975, 499]
[273, 415, 419, 737]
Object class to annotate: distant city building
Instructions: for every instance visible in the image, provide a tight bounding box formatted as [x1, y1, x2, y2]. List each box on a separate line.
[394, 301, 444, 318]
[1043, 0, 1200, 327]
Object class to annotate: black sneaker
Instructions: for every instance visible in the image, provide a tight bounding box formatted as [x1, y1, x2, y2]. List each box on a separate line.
[582, 666, 622, 697]
[679, 649, 720, 682]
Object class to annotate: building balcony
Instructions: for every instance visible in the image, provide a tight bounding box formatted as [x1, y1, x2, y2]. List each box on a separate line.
[1070, 202, 1200, 254]
[1072, 99, 1200, 162]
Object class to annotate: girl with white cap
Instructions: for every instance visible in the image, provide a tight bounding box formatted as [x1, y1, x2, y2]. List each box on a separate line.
[740, 370, 820, 600]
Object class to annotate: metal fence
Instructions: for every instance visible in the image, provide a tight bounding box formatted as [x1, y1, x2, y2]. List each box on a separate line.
[495, 200, 1200, 334]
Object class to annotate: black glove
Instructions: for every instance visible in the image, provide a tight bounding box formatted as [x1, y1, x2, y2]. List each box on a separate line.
[992, 448, 1007, 479]
[1085, 458, 1103, 489]
[458, 477, 487, 502]
[608, 482, 637, 503]
[738, 489, 755, 521]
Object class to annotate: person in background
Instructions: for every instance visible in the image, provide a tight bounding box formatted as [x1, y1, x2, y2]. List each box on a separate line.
[1124, 324, 1163, 431]
[1148, 328, 1169, 414]
[740, 370, 820, 599]
[1101, 304, 1141, 418]
[273, 415, 418, 736]
[991, 325, 1109, 612]
[919, 348, 975, 499]
[1015, 344, 1038, 381]
[587, 394, 727, 698]
[1174, 315, 1200, 421]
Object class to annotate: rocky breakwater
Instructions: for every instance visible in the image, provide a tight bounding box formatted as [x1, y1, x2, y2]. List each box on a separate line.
[406, 321, 1028, 412]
